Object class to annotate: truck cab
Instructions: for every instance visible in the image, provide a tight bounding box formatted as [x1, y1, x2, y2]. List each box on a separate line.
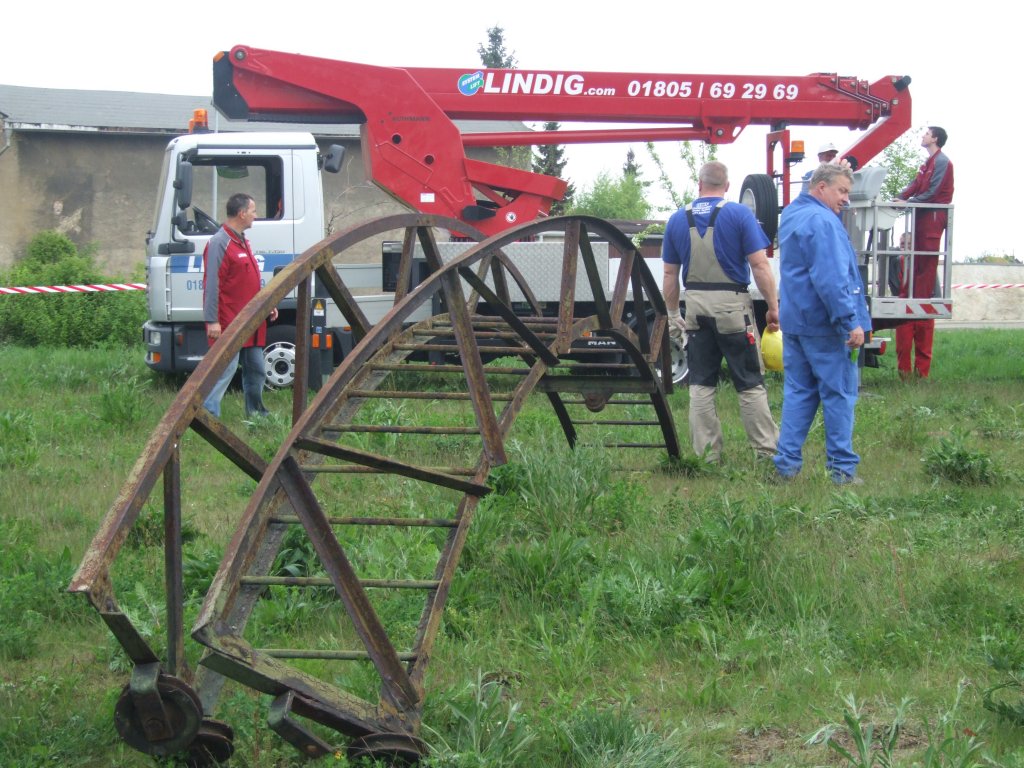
[143, 131, 331, 382]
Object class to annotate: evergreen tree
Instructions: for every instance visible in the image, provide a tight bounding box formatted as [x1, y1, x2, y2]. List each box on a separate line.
[477, 26, 529, 171]
[622, 148, 651, 192]
[533, 122, 575, 214]
[623, 148, 641, 179]
[477, 27, 572, 212]
[477, 26, 517, 69]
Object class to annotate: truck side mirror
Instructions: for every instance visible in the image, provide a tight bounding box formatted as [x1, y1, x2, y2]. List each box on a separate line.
[173, 160, 194, 210]
[322, 145, 345, 174]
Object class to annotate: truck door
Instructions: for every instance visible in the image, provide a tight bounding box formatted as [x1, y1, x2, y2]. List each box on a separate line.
[166, 149, 299, 322]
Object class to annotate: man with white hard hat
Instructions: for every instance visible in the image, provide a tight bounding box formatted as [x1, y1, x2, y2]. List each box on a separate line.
[817, 143, 839, 162]
[801, 143, 841, 192]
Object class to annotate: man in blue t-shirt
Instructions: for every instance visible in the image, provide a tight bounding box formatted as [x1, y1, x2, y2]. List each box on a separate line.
[662, 161, 780, 463]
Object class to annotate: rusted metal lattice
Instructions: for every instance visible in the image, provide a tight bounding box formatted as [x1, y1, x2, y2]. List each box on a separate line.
[70, 213, 680, 765]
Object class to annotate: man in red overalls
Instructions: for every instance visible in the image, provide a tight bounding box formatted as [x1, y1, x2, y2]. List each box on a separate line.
[894, 126, 954, 380]
[202, 193, 278, 417]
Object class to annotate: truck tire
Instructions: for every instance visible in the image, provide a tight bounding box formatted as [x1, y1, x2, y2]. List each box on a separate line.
[739, 174, 778, 241]
[636, 309, 689, 386]
[668, 335, 689, 386]
[263, 325, 321, 390]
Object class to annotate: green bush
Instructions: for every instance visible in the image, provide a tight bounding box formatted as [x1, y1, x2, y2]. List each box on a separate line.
[0, 231, 146, 347]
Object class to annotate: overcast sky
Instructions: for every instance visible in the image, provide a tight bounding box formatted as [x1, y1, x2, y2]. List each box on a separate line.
[1, 0, 1018, 259]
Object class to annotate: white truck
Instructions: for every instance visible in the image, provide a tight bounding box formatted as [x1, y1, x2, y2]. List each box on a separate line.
[141, 130, 692, 387]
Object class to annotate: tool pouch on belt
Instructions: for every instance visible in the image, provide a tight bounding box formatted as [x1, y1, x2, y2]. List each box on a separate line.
[683, 290, 753, 333]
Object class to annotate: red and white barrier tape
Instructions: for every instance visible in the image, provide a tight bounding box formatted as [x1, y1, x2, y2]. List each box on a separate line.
[3, 281, 1021, 294]
[951, 283, 1024, 290]
[0, 283, 146, 295]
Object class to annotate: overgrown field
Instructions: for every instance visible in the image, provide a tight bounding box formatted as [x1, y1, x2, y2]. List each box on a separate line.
[2, 329, 1024, 767]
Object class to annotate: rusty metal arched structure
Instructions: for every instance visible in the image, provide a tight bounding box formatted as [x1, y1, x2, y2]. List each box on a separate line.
[71, 213, 680, 764]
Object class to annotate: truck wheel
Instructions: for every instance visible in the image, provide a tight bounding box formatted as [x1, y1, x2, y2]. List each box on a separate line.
[739, 174, 778, 241]
[638, 309, 688, 386]
[668, 335, 689, 386]
[263, 325, 321, 390]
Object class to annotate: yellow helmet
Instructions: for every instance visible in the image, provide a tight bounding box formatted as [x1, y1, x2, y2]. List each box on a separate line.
[761, 329, 783, 372]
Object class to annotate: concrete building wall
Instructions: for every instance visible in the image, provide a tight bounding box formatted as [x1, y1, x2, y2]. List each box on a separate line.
[0, 131, 170, 276]
[943, 264, 1024, 326]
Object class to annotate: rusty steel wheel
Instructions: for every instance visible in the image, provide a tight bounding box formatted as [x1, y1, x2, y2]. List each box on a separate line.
[182, 719, 236, 767]
[113, 674, 203, 757]
[347, 731, 428, 764]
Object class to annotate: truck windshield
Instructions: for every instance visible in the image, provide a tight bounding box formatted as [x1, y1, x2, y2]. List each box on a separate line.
[184, 157, 284, 232]
[150, 150, 173, 239]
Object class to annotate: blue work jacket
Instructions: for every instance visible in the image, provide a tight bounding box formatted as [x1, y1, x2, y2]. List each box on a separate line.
[777, 193, 872, 337]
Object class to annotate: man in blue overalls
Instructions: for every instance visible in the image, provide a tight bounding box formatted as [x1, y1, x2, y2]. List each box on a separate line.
[662, 161, 780, 463]
[773, 163, 871, 485]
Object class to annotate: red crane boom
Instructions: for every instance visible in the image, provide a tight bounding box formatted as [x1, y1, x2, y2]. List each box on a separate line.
[213, 45, 911, 236]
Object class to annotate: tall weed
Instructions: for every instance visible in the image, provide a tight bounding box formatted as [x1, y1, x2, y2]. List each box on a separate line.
[680, 498, 780, 612]
[495, 530, 596, 607]
[807, 693, 909, 767]
[489, 438, 641, 537]
[0, 518, 81, 660]
[425, 672, 536, 767]
[923, 434, 1001, 485]
[97, 372, 150, 427]
[557, 701, 692, 767]
[0, 409, 38, 468]
[809, 687, 988, 768]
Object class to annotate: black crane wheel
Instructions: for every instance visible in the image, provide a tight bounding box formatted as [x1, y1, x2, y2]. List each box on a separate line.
[739, 174, 779, 241]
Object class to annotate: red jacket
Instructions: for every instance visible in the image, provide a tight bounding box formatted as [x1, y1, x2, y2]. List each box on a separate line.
[203, 225, 267, 348]
[898, 150, 953, 242]
[899, 150, 954, 204]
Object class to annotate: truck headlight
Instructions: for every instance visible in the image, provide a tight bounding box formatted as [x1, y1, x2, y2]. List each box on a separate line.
[149, 330, 161, 346]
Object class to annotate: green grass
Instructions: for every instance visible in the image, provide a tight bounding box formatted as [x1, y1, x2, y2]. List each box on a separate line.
[1, 330, 1023, 766]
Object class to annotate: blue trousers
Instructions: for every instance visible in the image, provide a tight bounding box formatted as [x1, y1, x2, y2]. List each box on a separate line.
[773, 333, 860, 480]
[203, 346, 267, 418]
